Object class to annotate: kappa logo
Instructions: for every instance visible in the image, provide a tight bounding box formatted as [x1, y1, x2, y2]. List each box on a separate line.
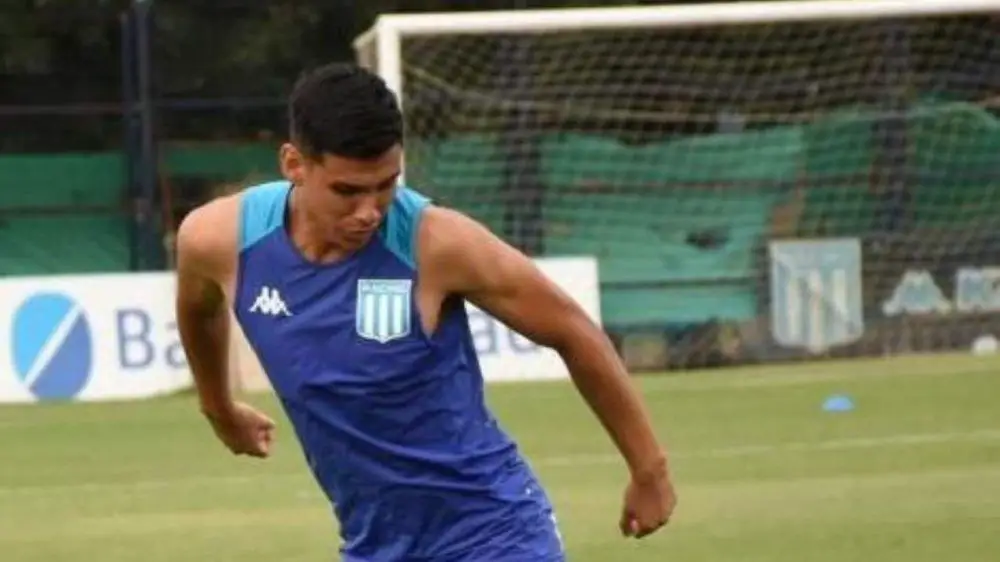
[249, 286, 292, 317]
[356, 279, 412, 343]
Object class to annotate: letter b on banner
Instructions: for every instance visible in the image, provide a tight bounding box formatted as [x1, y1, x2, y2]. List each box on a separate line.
[118, 309, 154, 369]
[117, 309, 187, 370]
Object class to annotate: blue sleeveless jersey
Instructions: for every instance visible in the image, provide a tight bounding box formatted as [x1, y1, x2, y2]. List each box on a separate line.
[232, 181, 564, 562]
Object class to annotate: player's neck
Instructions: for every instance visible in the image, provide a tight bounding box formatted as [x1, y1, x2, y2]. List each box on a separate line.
[286, 187, 355, 265]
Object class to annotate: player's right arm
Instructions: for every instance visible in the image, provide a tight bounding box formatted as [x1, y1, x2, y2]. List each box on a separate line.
[174, 195, 275, 458]
[174, 197, 237, 416]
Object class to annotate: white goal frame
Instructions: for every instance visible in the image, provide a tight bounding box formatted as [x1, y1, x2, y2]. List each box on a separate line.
[354, 0, 999, 103]
[353, 0, 999, 182]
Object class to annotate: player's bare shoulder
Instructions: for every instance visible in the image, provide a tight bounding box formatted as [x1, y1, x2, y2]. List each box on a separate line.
[415, 206, 477, 281]
[416, 206, 459, 259]
[417, 206, 496, 263]
[175, 193, 241, 295]
[415, 204, 520, 295]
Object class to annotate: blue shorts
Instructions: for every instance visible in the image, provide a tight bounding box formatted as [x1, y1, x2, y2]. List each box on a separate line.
[337, 476, 566, 561]
[343, 543, 564, 562]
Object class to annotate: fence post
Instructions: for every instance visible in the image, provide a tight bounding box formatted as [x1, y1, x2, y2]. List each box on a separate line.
[120, 8, 140, 271]
[134, 0, 164, 270]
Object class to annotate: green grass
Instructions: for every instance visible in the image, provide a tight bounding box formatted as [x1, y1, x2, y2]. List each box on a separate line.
[2, 353, 999, 561]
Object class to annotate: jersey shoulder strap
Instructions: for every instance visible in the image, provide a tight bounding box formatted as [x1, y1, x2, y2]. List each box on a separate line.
[378, 185, 430, 270]
[239, 181, 291, 252]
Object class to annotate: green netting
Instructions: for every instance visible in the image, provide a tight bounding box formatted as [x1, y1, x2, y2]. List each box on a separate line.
[0, 154, 129, 274]
[0, 153, 124, 208]
[539, 130, 789, 289]
[0, 217, 130, 275]
[542, 126, 802, 186]
[405, 135, 507, 235]
[542, 191, 774, 283]
[908, 103, 1000, 227]
[797, 101, 1000, 233]
[164, 143, 281, 179]
[405, 100, 1000, 326]
[0, 144, 283, 276]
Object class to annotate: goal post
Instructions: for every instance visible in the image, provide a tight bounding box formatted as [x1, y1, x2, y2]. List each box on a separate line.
[353, 0, 1000, 370]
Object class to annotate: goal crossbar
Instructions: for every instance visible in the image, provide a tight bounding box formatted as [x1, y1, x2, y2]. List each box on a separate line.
[356, 0, 998, 44]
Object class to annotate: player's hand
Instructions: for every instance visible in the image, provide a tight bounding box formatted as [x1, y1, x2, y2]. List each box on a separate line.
[619, 457, 677, 539]
[203, 401, 276, 458]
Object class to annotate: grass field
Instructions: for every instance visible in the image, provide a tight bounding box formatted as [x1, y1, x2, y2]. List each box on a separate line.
[2, 353, 999, 561]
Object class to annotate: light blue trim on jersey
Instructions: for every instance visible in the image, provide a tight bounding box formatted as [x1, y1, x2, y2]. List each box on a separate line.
[239, 181, 291, 252]
[378, 186, 430, 270]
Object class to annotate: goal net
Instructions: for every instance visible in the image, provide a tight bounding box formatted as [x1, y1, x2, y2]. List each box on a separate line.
[354, 1, 1000, 370]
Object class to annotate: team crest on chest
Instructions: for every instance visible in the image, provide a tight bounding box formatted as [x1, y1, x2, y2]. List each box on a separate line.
[355, 279, 413, 343]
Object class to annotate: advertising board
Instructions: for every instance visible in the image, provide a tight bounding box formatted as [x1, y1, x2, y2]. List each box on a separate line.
[0, 272, 191, 403]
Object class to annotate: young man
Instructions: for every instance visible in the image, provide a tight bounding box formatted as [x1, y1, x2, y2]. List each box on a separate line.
[175, 62, 676, 562]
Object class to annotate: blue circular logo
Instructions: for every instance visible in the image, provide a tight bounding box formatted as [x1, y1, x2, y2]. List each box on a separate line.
[11, 292, 93, 400]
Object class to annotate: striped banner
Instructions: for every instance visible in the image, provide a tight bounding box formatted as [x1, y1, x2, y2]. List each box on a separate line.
[769, 239, 863, 353]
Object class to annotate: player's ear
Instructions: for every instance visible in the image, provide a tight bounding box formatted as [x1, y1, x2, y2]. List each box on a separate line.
[279, 142, 306, 186]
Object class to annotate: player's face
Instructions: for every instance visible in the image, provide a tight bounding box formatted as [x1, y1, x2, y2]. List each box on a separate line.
[281, 143, 402, 251]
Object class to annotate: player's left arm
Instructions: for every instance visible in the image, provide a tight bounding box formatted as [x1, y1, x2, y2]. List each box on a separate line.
[419, 206, 669, 483]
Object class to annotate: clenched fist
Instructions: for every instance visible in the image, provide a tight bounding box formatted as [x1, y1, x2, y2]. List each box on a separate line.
[620, 458, 677, 539]
[203, 401, 276, 458]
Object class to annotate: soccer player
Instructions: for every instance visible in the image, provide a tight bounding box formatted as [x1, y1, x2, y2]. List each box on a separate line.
[174, 62, 676, 562]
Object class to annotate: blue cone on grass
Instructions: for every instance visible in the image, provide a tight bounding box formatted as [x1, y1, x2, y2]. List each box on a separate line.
[822, 394, 854, 413]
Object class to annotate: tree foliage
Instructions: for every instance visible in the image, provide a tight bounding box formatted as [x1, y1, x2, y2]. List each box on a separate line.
[0, 0, 668, 105]
[0, 0, 675, 149]
[4, 0, 987, 149]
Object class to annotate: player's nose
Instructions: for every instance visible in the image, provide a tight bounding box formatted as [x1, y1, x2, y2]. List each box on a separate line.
[353, 196, 383, 228]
